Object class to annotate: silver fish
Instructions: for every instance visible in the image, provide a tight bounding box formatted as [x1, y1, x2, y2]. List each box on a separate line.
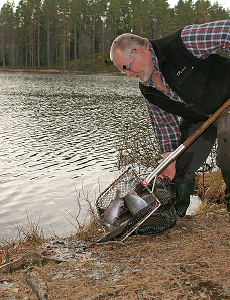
[123, 193, 149, 215]
[113, 211, 132, 227]
[97, 189, 123, 231]
[96, 219, 129, 243]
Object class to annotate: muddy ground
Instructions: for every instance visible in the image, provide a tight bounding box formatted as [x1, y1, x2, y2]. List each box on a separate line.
[0, 210, 229, 300]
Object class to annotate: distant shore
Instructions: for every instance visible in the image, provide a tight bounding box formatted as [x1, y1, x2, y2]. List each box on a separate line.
[0, 64, 118, 74]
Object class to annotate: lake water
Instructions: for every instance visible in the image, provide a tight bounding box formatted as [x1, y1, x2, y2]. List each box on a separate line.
[0, 71, 155, 239]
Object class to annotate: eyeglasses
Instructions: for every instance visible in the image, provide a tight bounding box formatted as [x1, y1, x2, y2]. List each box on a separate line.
[121, 48, 136, 73]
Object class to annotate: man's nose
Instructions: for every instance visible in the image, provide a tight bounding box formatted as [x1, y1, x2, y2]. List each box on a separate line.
[126, 70, 133, 77]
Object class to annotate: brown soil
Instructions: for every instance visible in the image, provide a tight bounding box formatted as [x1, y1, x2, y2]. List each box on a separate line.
[0, 211, 229, 300]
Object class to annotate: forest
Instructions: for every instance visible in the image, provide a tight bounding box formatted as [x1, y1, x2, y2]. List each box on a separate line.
[0, 0, 229, 70]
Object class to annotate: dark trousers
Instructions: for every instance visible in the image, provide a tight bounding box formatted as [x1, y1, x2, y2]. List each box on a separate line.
[174, 107, 230, 184]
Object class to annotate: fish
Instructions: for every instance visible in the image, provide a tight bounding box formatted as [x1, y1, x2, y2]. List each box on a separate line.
[96, 219, 129, 243]
[123, 192, 149, 215]
[97, 189, 123, 231]
[113, 211, 132, 227]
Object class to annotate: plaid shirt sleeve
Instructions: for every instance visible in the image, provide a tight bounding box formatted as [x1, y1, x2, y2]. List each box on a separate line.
[144, 98, 181, 153]
[181, 19, 230, 58]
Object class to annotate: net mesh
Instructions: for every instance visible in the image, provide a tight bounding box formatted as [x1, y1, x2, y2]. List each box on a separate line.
[96, 167, 177, 239]
[96, 167, 141, 217]
[120, 203, 177, 238]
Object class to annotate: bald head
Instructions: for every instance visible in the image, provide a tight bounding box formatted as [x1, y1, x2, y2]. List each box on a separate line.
[110, 33, 149, 62]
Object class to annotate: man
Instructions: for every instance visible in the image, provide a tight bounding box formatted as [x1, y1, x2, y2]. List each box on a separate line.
[110, 20, 230, 220]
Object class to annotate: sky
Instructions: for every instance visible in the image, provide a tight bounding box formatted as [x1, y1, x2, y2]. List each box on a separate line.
[168, 0, 229, 9]
[0, 0, 229, 12]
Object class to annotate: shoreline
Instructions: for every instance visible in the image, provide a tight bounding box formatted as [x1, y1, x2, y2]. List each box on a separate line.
[0, 208, 229, 299]
[0, 66, 119, 74]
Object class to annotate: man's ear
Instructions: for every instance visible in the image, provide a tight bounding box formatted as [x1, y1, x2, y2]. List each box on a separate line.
[135, 48, 147, 58]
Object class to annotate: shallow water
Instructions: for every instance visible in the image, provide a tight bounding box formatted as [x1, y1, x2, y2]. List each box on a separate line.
[0, 72, 154, 239]
[187, 195, 202, 215]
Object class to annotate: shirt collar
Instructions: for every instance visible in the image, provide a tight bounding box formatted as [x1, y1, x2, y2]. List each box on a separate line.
[144, 42, 165, 87]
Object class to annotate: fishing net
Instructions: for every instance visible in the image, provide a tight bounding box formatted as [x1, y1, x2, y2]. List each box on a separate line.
[96, 167, 177, 241]
[96, 167, 142, 218]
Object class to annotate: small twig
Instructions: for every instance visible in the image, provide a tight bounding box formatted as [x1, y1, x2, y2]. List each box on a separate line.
[94, 240, 125, 246]
[97, 177, 101, 196]
[63, 215, 79, 230]
[74, 185, 82, 227]
[65, 208, 78, 222]
[174, 277, 185, 292]
[49, 225, 59, 238]
[75, 184, 98, 220]
[84, 286, 127, 300]
[0, 235, 12, 245]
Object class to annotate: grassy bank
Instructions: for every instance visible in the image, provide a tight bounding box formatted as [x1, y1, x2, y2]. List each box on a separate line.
[0, 205, 229, 299]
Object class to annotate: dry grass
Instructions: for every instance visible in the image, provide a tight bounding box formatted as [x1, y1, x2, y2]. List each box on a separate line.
[0, 213, 229, 300]
[0, 214, 102, 268]
[195, 169, 226, 204]
[0, 214, 45, 267]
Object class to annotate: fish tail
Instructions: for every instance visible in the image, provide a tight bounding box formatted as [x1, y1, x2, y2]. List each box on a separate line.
[96, 218, 112, 231]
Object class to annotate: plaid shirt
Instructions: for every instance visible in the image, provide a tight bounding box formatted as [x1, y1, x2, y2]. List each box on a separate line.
[144, 19, 230, 153]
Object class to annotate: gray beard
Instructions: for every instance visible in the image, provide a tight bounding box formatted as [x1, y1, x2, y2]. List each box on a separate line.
[139, 66, 154, 83]
[139, 72, 153, 83]
[139, 75, 150, 83]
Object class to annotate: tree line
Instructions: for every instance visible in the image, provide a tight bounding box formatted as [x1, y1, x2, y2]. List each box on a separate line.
[0, 0, 229, 70]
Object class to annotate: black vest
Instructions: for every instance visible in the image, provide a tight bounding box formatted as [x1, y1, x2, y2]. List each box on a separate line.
[139, 29, 230, 123]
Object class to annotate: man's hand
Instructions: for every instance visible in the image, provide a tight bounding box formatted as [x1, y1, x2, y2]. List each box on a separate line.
[158, 152, 176, 181]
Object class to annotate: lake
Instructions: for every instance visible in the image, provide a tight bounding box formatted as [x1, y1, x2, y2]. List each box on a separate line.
[0, 71, 156, 239]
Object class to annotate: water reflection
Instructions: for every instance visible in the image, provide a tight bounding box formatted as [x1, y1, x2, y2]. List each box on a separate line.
[0, 72, 154, 239]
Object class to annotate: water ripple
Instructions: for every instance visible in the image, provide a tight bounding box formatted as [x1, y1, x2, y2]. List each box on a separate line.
[0, 72, 153, 238]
